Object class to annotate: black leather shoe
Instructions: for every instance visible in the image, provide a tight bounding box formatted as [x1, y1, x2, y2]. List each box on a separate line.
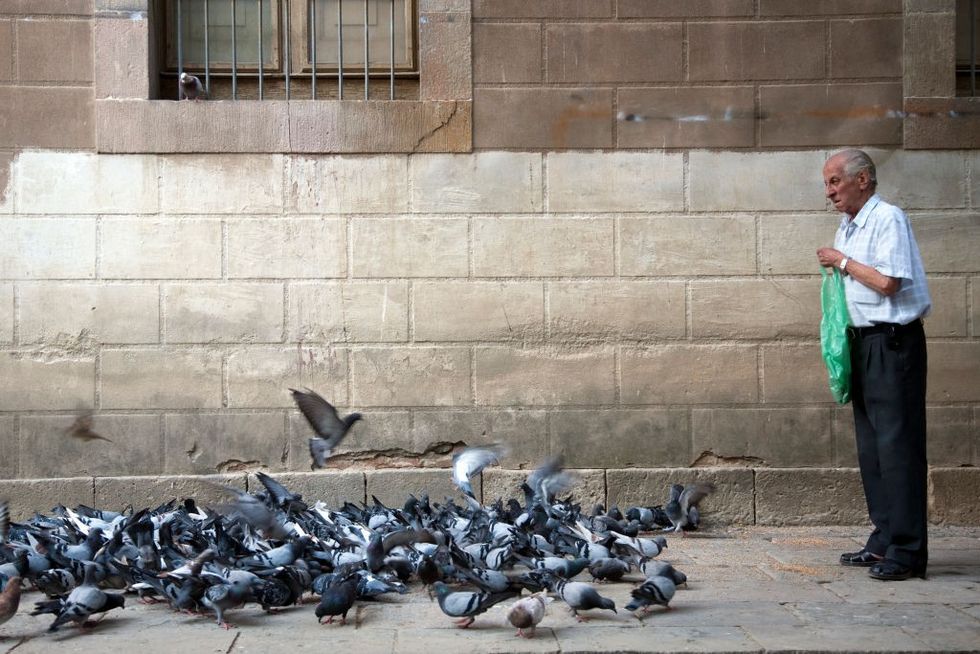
[869, 559, 926, 581]
[840, 549, 883, 567]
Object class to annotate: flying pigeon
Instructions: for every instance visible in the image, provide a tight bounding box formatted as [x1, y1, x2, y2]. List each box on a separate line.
[290, 388, 362, 470]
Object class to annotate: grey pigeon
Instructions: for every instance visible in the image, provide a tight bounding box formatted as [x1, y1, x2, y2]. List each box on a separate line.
[588, 557, 630, 582]
[33, 563, 125, 632]
[550, 577, 616, 622]
[290, 388, 362, 470]
[506, 593, 549, 638]
[65, 409, 112, 443]
[625, 575, 676, 615]
[178, 72, 206, 100]
[665, 482, 716, 533]
[432, 581, 519, 628]
[639, 560, 687, 587]
[201, 569, 262, 629]
[315, 574, 358, 625]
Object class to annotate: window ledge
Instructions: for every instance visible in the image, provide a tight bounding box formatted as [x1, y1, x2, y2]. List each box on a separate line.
[94, 1, 472, 154]
[903, 96, 980, 149]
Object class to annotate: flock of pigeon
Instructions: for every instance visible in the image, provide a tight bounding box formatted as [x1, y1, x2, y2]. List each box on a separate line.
[0, 388, 715, 638]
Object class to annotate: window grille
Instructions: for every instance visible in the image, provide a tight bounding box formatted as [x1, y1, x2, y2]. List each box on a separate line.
[956, 0, 979, 96]
[160, 0, 419, 101]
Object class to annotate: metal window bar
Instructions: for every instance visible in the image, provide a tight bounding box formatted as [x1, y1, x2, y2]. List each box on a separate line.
[972, 0, 977, 96]
[389, 0, 394, 99]
[283, 0, 290, 99]
[258, 0, 264, 99]
[338, 0, 344, 99]
[204, 0, 210, 95]
[232, 0, 238, 99]
[364, 0, 369, 100]
[311, 0, 317, 99]
[176, 0, 183, 99]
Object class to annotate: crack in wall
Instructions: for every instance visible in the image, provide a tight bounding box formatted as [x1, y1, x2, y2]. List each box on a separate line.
[692, 450, 767, 468]
[327, 439, 467, 470]
[411, 101, 460, 153]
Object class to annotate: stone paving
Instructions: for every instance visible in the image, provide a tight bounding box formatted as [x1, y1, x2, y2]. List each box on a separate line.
[1, 526, 978, 654]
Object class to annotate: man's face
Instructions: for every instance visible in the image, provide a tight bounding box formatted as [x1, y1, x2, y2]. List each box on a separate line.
[823, 156, 869, 217]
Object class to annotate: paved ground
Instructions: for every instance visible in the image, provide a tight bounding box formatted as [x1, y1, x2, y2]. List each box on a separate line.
[1, 526, 978, 654]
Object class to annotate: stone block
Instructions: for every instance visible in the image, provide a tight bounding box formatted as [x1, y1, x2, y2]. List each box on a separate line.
[546, 23, 683, 83]
[904, 11, 956, 98]
[0, 415, 16, 478]
[413, 281, 545, 342]
[0, 352, 94, 410]
[247, 471, 366, 508]
[925, 407, 975, 467]
[472, 217, 614, 277]
[164, 412, 288, 475]
[482, 468, 606, 509]
[4, 0, 93, 13]
[101, 348, 222, 409]
[350, 218, 468, 278]
[546, 152, 684, 212]
[551, 409, 691, 468]
[96, 100, 290, 153]
[160, 155, 284, 214]
[617, 86, 756, 148]
[16, 18, 92, 82]
[619, 0, 755, 16]
[226, 219, 346, 279]
[287, 282, 409, 343]
[830, 18, 902, 78]
[410, 152, 542, 213]
[689, 21, 825, 81]
[0, 478, 94, 520]
[419, 11, 471, 101]
[473, 88, 614, 149]
[100, 218, 221, 279]
[19, 283, 159, 345]
[923, 277, 967, 338]
[0, 87, 94, 149]
[606, 468, 755, 526]
[927, 342, 980, 402]
[472, 0, 612, 18]
[911, 214, 979, 273]
[622, 345, 759, 405]
[689, 151, 827, 211]
[15, 152, 157, 214]
[94, 474, 248, 512]
[755, 468, 867, 525]
[163, 283, 284, 344]
[289, 410, 412, 470]
[411, 409, 549, 468]
[621, 216, 757, 276]
[762, 344, 835, 404]
[0, 219, 96, 279]
[226, 346, 348, 409]
[474, 346, 615, 405]
[761, 0, 901, 14]
[365, 468, 471, 506]
[94, 16, 149, 98]
[759, 83, 903, 147]
[903, 99, 980, 150]
[759, 214, 844, 275]
[473, 23, 541, 84]
[0, 20, 12, 81]
[929, 468, 980, 525]
[0, 284, 12, 343]
[693, 408, 833, 467]
[287, 155, 409, 214]
[20, 414, 162, 478]
[350, 347, 471, 407]
[549, 281, 686, 339]
[874, 150, 968, 209]
[691, 279, 821, 338]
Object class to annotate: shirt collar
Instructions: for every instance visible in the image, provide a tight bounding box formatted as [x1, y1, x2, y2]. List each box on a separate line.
[850, 193, 880, 228]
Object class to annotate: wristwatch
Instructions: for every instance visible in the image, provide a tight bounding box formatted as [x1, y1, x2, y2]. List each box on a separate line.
[839, 257, 849, 274]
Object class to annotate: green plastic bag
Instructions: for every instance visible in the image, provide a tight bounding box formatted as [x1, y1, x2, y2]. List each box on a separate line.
[820, 267, 852, 404]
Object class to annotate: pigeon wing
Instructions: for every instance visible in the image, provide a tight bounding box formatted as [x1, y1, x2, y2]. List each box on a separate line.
[679, 482, 716, 513]
[291, 388, 346, 443]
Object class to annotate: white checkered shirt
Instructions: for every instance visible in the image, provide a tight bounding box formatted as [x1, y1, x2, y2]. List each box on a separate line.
[833, 194, 931, 328]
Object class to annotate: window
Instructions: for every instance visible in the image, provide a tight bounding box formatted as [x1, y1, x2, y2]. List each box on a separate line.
[158, 0, 419, 100]
[955, 0, 979, 96]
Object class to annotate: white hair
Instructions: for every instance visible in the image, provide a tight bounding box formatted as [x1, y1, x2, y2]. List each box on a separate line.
[833, 149, 877, 190]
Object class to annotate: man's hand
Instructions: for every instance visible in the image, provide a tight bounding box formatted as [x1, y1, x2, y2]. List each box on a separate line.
[816, 247, 844, 268]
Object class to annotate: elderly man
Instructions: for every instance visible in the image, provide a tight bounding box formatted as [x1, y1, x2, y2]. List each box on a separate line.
[816, 149, 931, 581]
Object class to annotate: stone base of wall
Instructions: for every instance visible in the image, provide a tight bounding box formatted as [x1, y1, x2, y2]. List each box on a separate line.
[2, 467, 977, 526]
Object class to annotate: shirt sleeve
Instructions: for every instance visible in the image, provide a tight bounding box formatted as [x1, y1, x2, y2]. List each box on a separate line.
[871, 208, 913, 280]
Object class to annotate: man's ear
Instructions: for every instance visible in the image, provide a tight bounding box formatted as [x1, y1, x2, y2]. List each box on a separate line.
[856, 169, 871, 191]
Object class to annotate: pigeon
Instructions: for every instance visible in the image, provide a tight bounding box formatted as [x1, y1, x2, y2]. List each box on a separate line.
[35, 569, 77, 598]
[664, 482, 716, 533]
[588, 557, 630, 582]
[178, 72, 206, 100]
[625, 575, 676, 615]
[451, 445, 505, 510]
[254, 472, 307, 513]
[65, 409, 112, 443]
[0, 500, 8, 544]
[506, 593, 549, 638]
[314, 574, 358, 625]
[33, 563, 125, 632]
[432, 581, 519, 628]
[639, 560, 687, 587]
[201, 570, 262, 629]
[290, 388, 362, 470]
[0, 576, 21, 627]
[549, 577, 616, 622]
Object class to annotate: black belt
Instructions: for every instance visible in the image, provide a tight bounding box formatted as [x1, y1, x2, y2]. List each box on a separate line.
[850, 319, 922, 338]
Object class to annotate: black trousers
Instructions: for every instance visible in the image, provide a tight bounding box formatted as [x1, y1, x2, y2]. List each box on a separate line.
[850, 320, 928, 570]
